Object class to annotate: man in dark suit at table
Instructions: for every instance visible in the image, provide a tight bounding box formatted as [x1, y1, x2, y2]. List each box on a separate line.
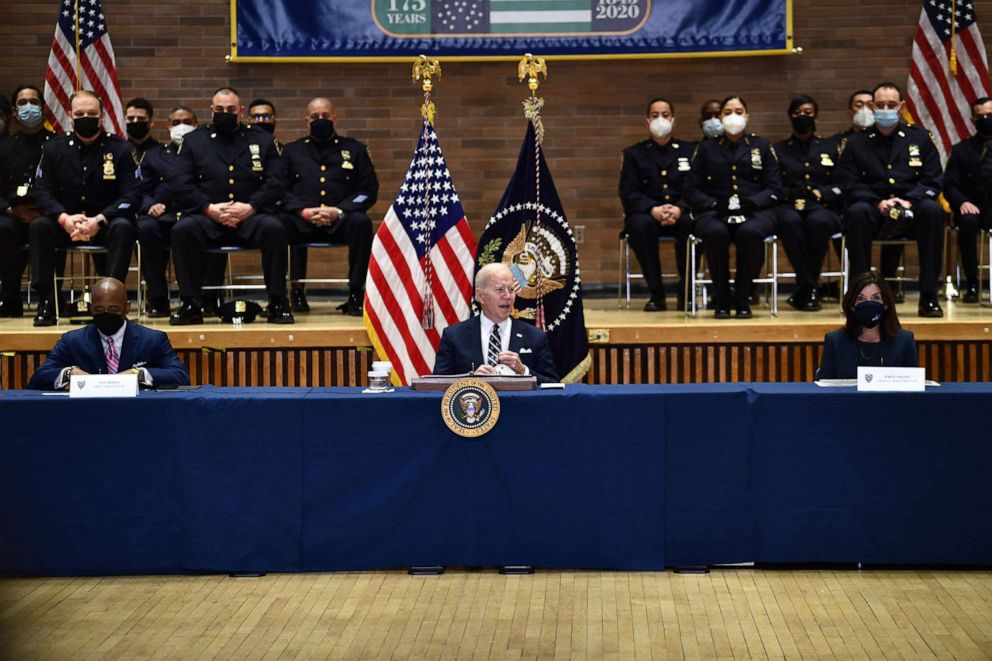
[27, 277, 189, 390]
[433, 263, 558, 383]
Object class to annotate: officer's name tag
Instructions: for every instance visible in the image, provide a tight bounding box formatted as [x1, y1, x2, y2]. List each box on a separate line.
[16, 184, 29, 197]
[70, 373, 138, 398]
[856, 366, 925, 392]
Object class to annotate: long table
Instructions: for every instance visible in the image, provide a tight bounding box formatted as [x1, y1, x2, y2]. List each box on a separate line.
[1, 384, 990, 575]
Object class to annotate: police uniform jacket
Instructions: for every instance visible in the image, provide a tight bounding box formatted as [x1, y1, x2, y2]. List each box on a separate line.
[943, 134, 992, 209]
[0, 128, 55, 210]
[173, 124, 284, 215]
[684, 134, 783, 213]
[132, 138, 181, 214]
[33, 132, 139, 220]
[618, 138, 695, 216]
[273, 133, 379, 216]
[836, 123, 942, 206]
[773, 134, 843, 211]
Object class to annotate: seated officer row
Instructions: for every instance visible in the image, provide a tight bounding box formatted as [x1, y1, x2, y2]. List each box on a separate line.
[0, 86, 377, 326]
[621, 82, 990, 318]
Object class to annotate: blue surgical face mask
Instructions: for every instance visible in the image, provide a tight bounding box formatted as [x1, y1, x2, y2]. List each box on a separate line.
[874, 108, 900, 129]
[854, 300, 885, 328]
[17, 103, 44, 128]
[702, 117, 724, 139]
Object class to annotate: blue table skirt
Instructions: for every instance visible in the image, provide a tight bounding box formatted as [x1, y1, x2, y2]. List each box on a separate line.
[1, 383, 990, 575]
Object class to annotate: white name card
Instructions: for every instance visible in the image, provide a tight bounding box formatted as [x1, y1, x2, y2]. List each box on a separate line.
[69, 373, 138, 398]
[857, 367, 926, 392]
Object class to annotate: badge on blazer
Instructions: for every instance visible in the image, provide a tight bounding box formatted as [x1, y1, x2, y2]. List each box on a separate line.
[249, 144, 264, 171]
[677, 157, 690, 171]
[751, 148, 762, 169]
[908, 144, 922, 167]
[341, 149, 354, 169]
[102, 153, 115, 180]
[341, 149, 351, 160]
[820, 153, 834, 167]
[342, 161, 354, 170]
[794, 198, 806, 211]
[16, 184, 29, 198]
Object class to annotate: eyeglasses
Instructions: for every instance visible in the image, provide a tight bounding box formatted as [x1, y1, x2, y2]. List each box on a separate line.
[251, 113, 273, 121]
[486, 286, 515, 295]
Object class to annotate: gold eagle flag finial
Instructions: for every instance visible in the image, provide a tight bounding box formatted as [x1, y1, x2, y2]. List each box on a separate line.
[518, 53, 548, 97]
[412, 55, 442, 124]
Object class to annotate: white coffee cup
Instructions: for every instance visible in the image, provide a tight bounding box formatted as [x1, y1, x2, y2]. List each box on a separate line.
[372, 361, 393, 375]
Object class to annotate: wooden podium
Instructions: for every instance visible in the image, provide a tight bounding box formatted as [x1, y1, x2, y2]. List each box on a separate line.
[410, 374, 538, 392]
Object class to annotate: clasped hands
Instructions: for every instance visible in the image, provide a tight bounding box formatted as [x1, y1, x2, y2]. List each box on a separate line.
[473, 351, 525, 376]
[299, 206, 341, 228]
[650, 204, 682, 227]
[58, 213, 102, 241]
[877, 197, 911, 215]
[206, 202, 255, 228]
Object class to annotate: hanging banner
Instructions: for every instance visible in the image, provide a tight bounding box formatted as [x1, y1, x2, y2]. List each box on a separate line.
[230, 0, 792, 62]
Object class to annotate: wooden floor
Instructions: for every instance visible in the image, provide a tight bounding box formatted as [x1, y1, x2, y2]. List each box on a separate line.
[2, 569, 991, 659]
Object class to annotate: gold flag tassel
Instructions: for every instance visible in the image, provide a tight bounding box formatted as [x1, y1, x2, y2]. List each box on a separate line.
[412, 55, 442, 330]
[950, 0, 958, 76]
[518, 53, 549, 329]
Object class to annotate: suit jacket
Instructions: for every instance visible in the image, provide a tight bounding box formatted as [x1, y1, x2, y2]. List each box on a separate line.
[773, 134, 843, 211]
[943, 133, 991, 210]
[27, 321, 190, 390]
[133, 138, 182, 214]
[836, 123, 942, 206]
[433, 316, 559, 384]
[817, 328, 918, 380]
[273, 133, 379, 214]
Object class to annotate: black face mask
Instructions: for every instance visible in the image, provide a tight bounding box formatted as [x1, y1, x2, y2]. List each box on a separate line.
[126, 121, 150, 141]
[212, 111, 239, 134]
[253, 122, 275, 134]
[74, 116, 101, 139]
[791, 115, 816, 135]
[310, 118, 335, 141]
[92, 312, 126, 336]
[853, 300, 885, 329]
[975, 116, 992, 136]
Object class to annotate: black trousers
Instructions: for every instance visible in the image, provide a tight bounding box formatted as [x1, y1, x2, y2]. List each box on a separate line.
[285, 211, 373, 295]
[694, 210, 776, 306]
[955, 208, 992, 286]
[776, 206, 842, 288]
[0, 214, 29, 301]
[171, 213, 289, 301]
[137, 214, 227, 300]
[624, 212, 692, 299]
[29, 215, 136, 302]
[845, 199, 944, 295]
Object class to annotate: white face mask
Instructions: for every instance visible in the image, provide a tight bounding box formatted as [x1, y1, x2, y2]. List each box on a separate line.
[852, 107, 875, 129]
[649, 117, 673, 139]
[721, 113, 747, 136]
[169, 123, 196, 144]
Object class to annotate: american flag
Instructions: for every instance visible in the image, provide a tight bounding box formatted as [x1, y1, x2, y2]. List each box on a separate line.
[44, 0, 125, 136]
[906, 0, 991, 163]
[363, 120, 477, 385]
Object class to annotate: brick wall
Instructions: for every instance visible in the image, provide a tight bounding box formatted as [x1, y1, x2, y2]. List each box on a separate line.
[3, 0, 989, 290]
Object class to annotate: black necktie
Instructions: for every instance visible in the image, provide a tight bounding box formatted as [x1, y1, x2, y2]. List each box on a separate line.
[487, 323, 501, 367]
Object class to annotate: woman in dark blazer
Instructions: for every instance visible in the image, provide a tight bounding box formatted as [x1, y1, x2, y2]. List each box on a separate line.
[817, 271, 918, 379]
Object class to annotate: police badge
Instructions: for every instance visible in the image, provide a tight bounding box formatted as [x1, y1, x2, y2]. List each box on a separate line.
[249, 144, 263, 172]
[751, 148, 762, 169]
[102, 153, 116, 180]
[440, 377, 501, 438]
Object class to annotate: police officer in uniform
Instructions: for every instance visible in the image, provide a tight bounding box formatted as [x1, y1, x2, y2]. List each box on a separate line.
[169, 86, 292, 325]
[30, 90, 139, 326]
[944, 96, 992, 303]
[0, 84, 55, 317]
[836, 82, 944, 317]
[685, 95, 783, 319]
[618, 97, 695, 311]
[774, 95, 843, 312]
[272, 97, 377, 316]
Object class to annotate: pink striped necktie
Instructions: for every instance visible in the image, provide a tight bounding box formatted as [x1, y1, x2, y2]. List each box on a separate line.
[105, 337, 119, 374]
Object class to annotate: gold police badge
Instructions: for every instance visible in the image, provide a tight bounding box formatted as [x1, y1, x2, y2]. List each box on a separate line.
[441, 377, 501, 438]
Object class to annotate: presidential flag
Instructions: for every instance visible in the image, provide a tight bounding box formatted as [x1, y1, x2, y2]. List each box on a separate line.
[364, 120, 477, 385]
[44, 0, 125, 136]
[476, 121, 590, 383]
[906, 0, 991, 163]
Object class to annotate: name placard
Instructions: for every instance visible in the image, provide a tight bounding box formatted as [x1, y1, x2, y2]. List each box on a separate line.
[69, 373, 139, 398]
[857, 367, 926, 392]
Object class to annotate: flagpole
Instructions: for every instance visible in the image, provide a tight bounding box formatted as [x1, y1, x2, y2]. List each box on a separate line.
[412, 55, 442, 330]
[518, 53, 548, 329]
[73, 0, 82, 89]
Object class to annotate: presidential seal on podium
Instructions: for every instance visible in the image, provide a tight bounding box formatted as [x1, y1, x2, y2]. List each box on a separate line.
[440, 377, 501, 438]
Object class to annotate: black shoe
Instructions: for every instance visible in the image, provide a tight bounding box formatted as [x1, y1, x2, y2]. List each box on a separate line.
[336, 294, 364, 317]
[818, 282, 841, 303]
[267, 297, 295, 324]
[643, 297, 667, 312]
[714, 306, 732, 319]
[735, 304, 753, 319]
[146, 297, 171, 318]
[893, 290, 906, 304]
[291, 287, 310, 313]
[201, 296, 223, 318]
[170, 301, 204, 326]
[918, 294, 943, 318]
[962, 285, 979, 304]
[0, 297, 24, 318]
[33, 299, 56, 327]
[788, 287, 822, 312]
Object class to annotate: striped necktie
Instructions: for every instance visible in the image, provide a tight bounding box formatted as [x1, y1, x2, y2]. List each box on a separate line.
[487, 323, 501, 367]
[105, 337, 119, 374]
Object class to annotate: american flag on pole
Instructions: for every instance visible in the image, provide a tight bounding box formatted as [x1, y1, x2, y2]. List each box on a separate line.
[44, 0, 125, 136]
[906, 0, 991, 163]
[363, 120, 477, 385]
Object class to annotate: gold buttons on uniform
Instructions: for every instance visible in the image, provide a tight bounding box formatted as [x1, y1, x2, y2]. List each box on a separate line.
[81, 195, 87, 201]
[320, 191, 326, 197]
[228, 178, 235, 185]
[888, 178, 896, 184]
[320, 165, 327, 171]
[731, 165, 737, 171]
[228, 193, 235, 200]
[887, 164, 893, 170]
[661, 170, 667, 176]
[733, 184, 739, 191]
[320, 177, 326, 183]
[228, 165, 234, 172]
[804, 162, 810, 167]
[805, 174, 811, 179]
